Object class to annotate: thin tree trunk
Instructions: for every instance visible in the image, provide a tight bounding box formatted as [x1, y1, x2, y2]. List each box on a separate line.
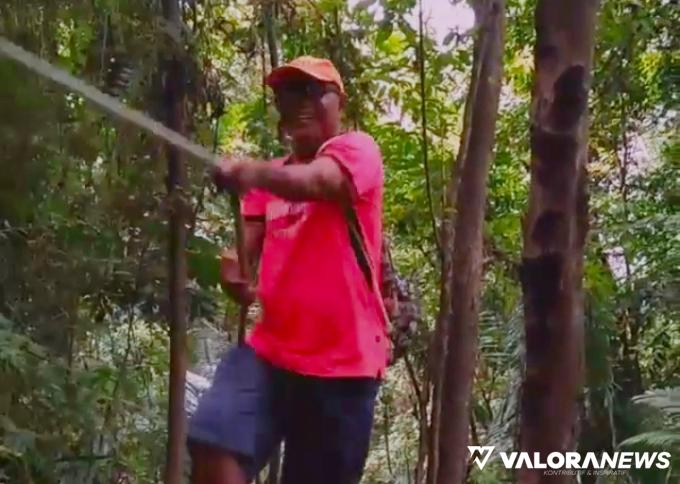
[417, 0, 441, 259]
[263, 0, 279, 69]
[263, 0, 283, 147]
[161, 0, 188, 483]
[262, 3, 282, 482]
[434, 2, 505, 483]
[383, 401, 394, 478]
[578, 298, 613, 484]
[426, 9, 483, 481]
[405, 354, 428, 484]
[613, 92, 643, 403]
[426, 2, 494, 478]
[518, 1, 597, 483]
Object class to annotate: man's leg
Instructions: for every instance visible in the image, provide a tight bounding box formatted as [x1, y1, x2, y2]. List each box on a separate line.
[190, 443, 247, 484]
[280, 375, 380, 484]
[187, 345, 282, 483]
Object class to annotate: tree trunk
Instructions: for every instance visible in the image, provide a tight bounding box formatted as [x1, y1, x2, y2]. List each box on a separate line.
[263, 0, 279, 69]
[263, 0, 283, 148]
[161, 1, 189, 483]
[426, 2, 486, 479]
[262, 4, 282, 482]
[518, 1, 597, 483]
[425, 55, 469, 484]
[434, 2, 505, 483]
[417, 0, 441, 260]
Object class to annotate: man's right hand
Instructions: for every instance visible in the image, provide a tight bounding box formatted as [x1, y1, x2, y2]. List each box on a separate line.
[220, 248, 256, 306]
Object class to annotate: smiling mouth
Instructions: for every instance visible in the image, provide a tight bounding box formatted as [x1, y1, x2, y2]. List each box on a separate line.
[284, 115, 316, 129]
[280, 103, 316, 123]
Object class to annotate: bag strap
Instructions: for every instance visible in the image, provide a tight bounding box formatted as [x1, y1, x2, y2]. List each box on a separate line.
[342, 204, 391, 327]
[316, 135, 391, 326]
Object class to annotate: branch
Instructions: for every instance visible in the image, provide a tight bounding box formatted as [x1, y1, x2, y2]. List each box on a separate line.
[418, 0, 442, 260]
[465, 412, 479, 479]
[55, 454, 113, 462]
[404, 353, 426, 424]
[383, 401, 394, 477]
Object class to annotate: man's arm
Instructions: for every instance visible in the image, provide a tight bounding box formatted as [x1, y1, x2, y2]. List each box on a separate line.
[250, 156, 354, 203]
[215, 156, 355, 204]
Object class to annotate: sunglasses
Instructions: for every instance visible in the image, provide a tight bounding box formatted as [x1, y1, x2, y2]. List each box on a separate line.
[273, 80, 341, 104]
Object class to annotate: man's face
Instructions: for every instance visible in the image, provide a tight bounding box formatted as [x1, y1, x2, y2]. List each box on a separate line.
[273, 75, 343, 155]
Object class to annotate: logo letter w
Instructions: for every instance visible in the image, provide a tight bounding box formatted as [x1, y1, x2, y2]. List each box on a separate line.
[468, 446, 495, 470]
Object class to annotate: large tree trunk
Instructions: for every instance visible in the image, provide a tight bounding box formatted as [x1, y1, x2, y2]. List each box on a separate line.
[518, 1, 597, 483]
[162, 1, 189, 483]
[433, 2, 505, 483]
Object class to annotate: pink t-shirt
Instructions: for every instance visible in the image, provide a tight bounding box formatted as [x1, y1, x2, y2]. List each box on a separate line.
[241, 131, 389, 378]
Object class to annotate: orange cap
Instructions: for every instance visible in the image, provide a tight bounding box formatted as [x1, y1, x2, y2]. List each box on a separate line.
[265, 56, 345, 94]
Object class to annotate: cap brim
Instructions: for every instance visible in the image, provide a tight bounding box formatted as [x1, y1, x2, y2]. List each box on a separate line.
[265, 65, 335, 88]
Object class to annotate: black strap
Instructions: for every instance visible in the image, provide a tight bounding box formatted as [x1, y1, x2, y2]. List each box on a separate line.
[343, 204, 375, 292]
[343, 204, 392, 336]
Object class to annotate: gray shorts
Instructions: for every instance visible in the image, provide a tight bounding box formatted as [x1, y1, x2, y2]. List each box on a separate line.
[187, 345, 380, 483]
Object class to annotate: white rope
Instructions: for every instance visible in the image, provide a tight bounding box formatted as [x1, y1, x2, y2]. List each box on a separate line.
[0, 36, 220, 168]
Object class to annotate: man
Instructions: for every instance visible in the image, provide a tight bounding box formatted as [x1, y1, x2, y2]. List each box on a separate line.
[188, 56, 389, 484]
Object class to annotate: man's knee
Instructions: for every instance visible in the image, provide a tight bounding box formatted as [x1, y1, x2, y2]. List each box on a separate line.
[189, 442, 247, 484]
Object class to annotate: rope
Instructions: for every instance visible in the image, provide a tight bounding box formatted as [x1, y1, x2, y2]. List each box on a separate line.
[0, 36, 221, 169]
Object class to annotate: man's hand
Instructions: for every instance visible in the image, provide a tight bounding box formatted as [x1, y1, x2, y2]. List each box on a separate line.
[219, 248, 256, 306]
[212, 158, 261, 194]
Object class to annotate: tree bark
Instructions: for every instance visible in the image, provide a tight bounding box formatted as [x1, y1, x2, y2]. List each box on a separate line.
[263, 0, 279, 69]
[518, 1, 597, 483]
[426, 3, 486, 479]
[263, 0, 283, 148]
[161, 1, 188, 483]
[404, 353, 428, 484]
[433, 2, 505, 483]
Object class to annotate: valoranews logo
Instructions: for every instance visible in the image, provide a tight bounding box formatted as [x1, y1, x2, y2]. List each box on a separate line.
[468, 446, 671, 473]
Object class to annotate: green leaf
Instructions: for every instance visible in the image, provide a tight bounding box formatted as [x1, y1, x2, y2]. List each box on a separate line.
[619, 431, 680, 450]
[376, 23, 394, 45]
[187, 236, 221, 288]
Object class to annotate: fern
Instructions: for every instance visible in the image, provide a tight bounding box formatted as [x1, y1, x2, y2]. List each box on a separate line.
[618, 388, 680, 453]
[619, 431, 680, 450]
[631, 388, 680, 421]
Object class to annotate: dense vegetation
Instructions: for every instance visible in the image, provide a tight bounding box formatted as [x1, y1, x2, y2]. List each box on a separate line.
[0, 0, 677, 483]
